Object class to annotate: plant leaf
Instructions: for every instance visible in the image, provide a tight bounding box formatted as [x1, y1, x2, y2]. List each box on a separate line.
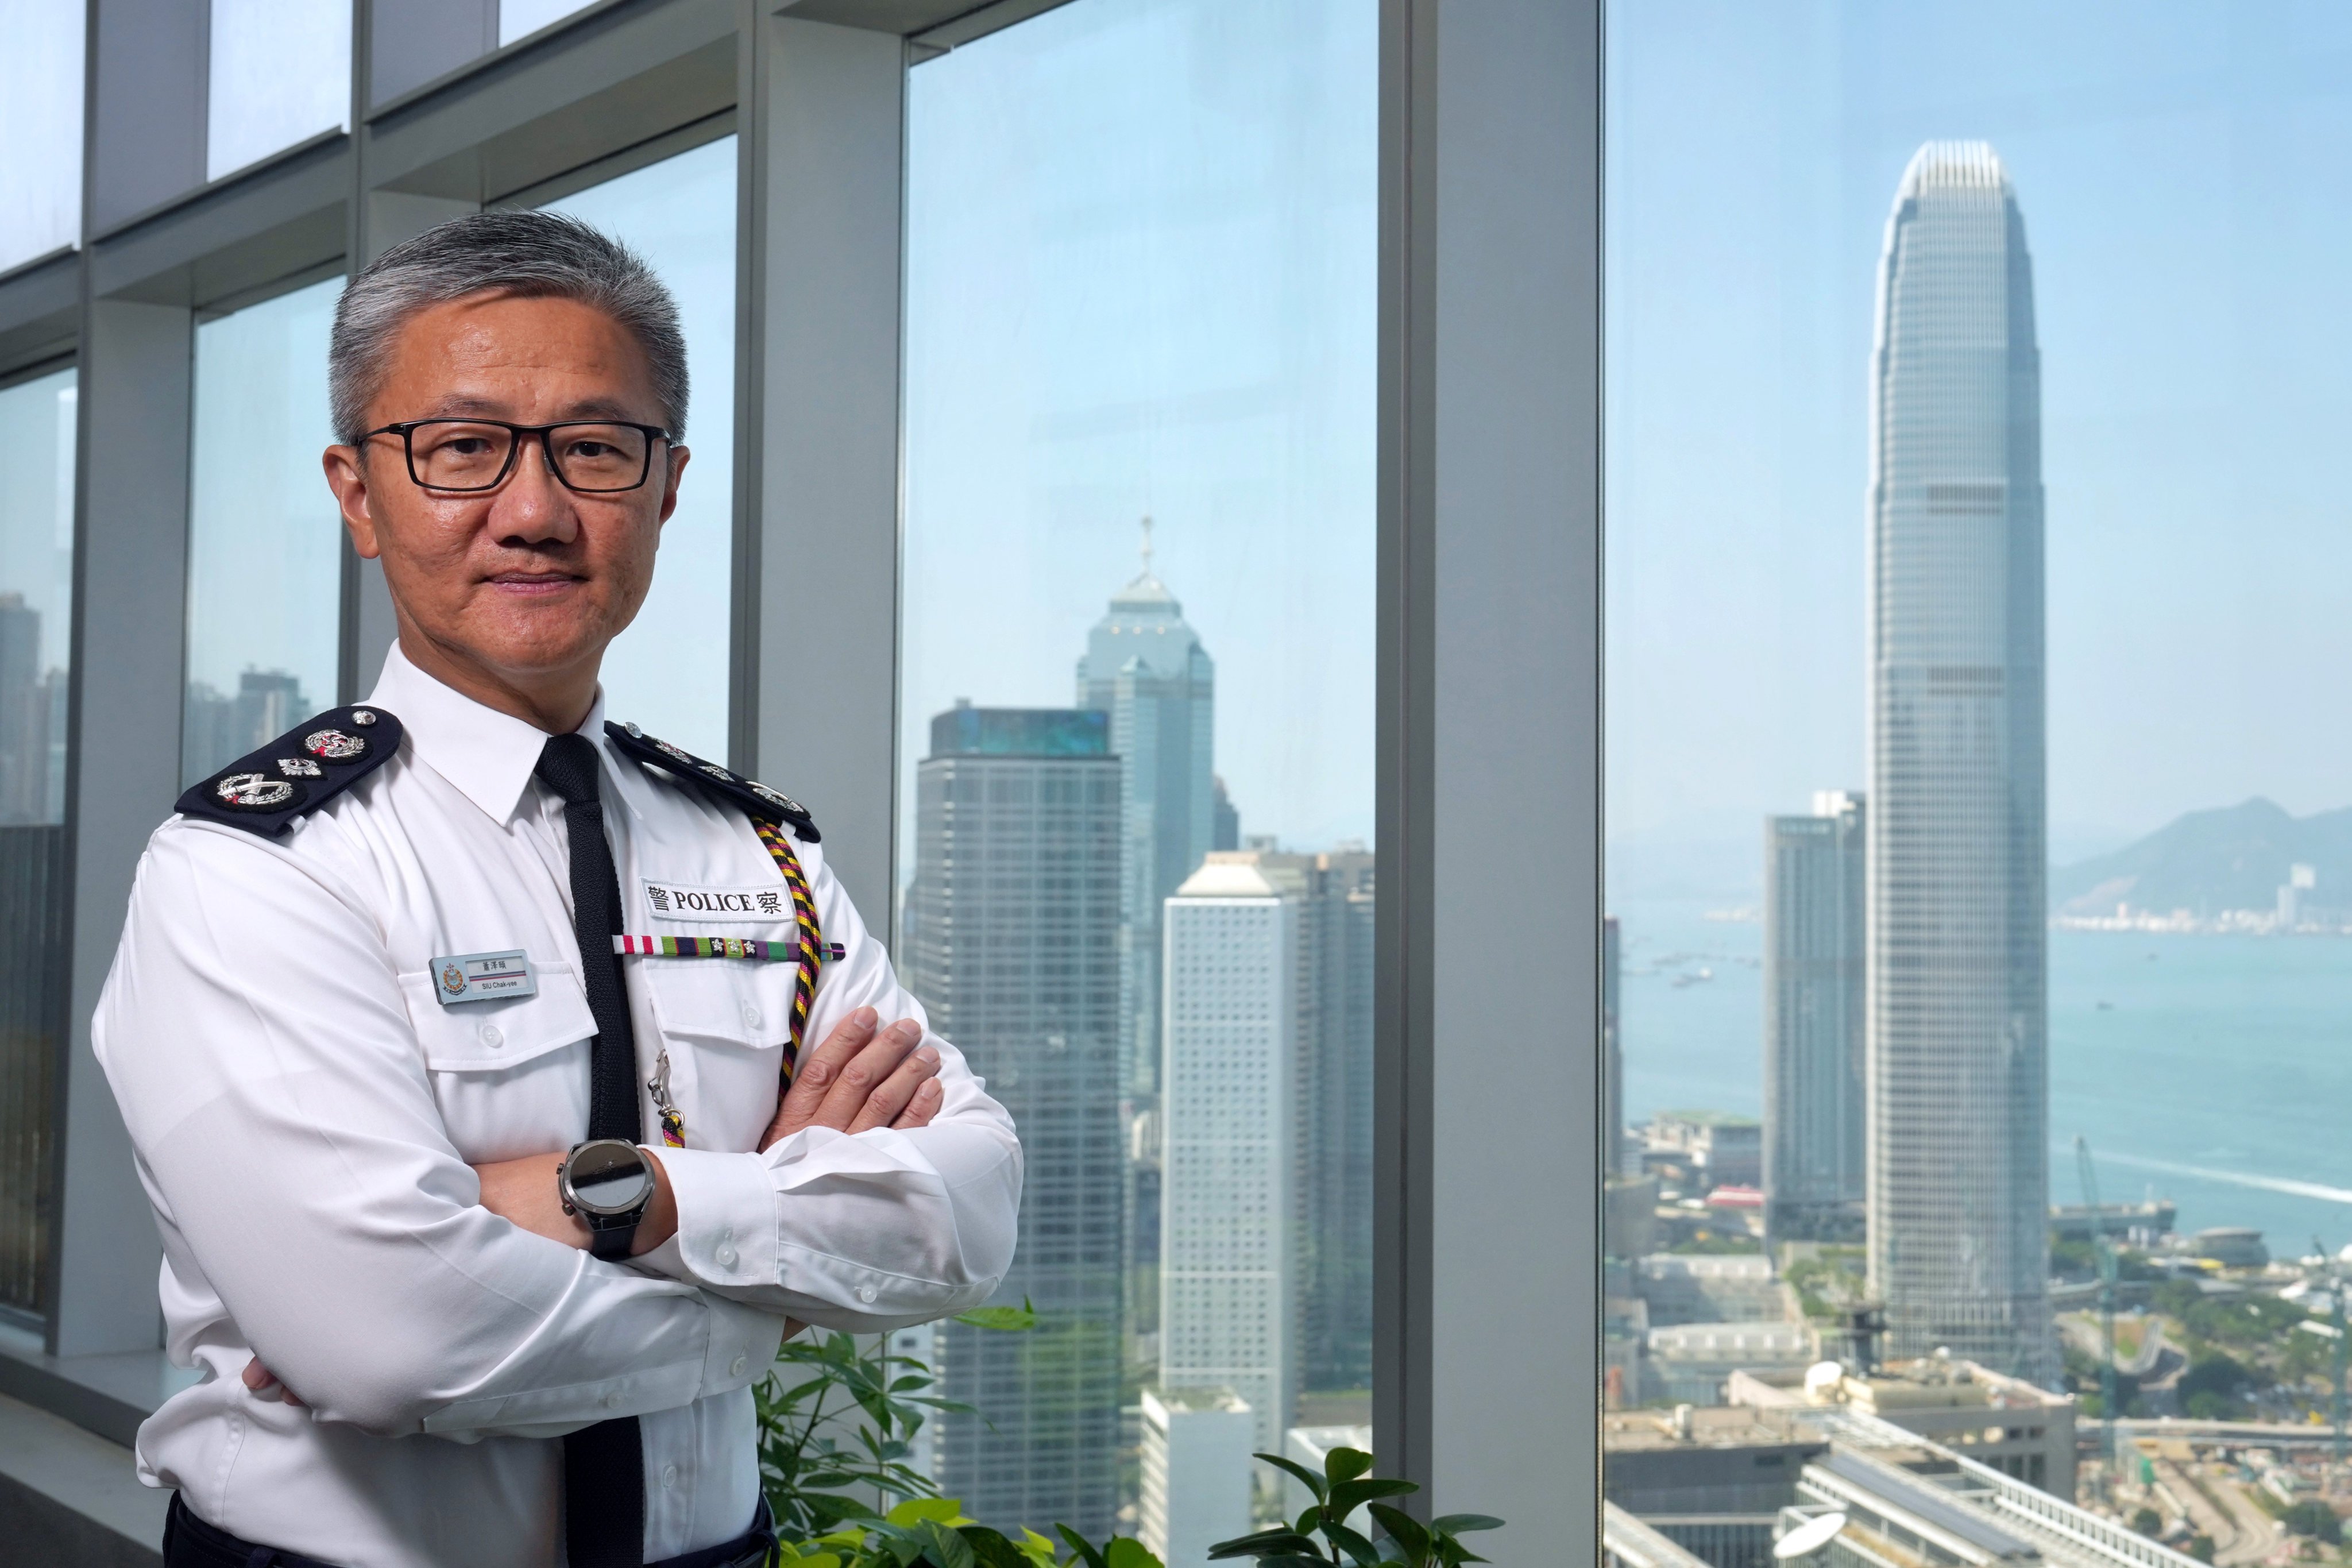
[1327, 1478, 1418, 1518]
[1321, 1519, 1384, 1568]
[1428, 1516, 1505, 1535]
[917, 1520, 977, 1568]
[1253, 1453, 1328, 1501]
[1325, 1447, 1376, 1486]
[1105, 1540, 1165, 1568]
[1056, 1524, 1109, 1568]
[1207, 1530, 1322, 1559]
[1368, 1505, 1430, 1560]
[954, 1297, 1039, 1331]
[889, 1498, 968, 1528]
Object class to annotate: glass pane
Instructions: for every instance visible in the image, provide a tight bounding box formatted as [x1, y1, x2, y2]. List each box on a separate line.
[499, 0, 600, 47]
[901, 0, 1375, 1550]
[184, 277, 343, 783]
[541, 134, 736, 759]
[207, 0, 352, 181]
[0, 365, 75, 1316]
[1604, 0, 2352, 1545]
[0, 0, 86, 275]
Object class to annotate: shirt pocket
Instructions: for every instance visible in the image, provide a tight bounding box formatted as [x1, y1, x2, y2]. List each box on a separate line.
[641, 963, 794, 1153]
[399, 963, 598, 1069]
[397, 965, 598, 1161]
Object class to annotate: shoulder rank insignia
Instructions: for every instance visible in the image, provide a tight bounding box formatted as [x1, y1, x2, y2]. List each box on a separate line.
[604, 721, 821, 843]
[176, 705, 403, 837]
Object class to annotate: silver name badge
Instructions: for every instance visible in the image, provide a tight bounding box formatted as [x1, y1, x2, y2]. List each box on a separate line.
[431, 949, 537, 1006]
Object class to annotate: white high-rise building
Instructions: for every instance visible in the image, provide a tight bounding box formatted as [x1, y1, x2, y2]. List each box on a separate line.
[1160, 854, 1300, 1455]
[1138, 1387, 1256, 1567]
[1866, 142, 2052, 1382]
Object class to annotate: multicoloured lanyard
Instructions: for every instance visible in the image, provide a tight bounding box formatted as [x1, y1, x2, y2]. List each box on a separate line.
[625, 816, 832, 1147]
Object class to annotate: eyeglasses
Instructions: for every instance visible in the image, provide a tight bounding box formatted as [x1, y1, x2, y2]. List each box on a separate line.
[361, 419, 674, 494]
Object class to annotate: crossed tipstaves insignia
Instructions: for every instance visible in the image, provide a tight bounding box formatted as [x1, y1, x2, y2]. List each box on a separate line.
[178, 707, 404, 836]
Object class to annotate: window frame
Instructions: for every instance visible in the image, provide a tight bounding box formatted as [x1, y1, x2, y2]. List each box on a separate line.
[0, 0, 1602, 1551]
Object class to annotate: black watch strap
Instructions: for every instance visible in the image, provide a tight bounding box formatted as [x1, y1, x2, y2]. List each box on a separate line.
[587, 1218, 638, 1261]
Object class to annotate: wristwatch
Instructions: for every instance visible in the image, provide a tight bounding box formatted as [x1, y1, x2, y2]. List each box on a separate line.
[558, 1139, 655, 1260]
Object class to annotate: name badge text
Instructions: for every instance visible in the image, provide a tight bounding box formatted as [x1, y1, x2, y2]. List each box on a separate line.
[431, 949, 538, 1005]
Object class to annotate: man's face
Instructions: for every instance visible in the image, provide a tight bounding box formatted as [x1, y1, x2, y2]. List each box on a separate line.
[323, 291, 688, 690]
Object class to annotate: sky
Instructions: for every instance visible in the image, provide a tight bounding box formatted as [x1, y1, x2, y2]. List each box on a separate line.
[900, 0, 1378, 864]
[1606, 1, 2352, 900]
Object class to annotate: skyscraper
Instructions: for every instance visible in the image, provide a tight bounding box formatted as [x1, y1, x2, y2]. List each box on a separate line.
[1294, 849, 1373, 1397]
[1602, 914, 1622, 1179]
[905, 704, 1125, 1536]
[1160, 852, 1303, 1455]
[1076, 519, 1216, 1101]
[1764, 792, 1866, 1243]
[0, 594, 48, 824]
[1866, 142, 2050, 1381]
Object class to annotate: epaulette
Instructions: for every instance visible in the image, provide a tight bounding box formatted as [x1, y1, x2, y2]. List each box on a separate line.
[176, 705, 403, 837]
[604, 721, 821, 843]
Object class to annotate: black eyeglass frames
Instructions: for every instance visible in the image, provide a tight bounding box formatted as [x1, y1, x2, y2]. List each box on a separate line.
[360, 419, 675, 494]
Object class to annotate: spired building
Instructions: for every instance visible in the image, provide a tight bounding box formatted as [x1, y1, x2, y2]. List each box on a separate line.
[1075, 518, 1217, 1103]
[904, 704, 1126, 1536]
[1866, 142, 2052, 1381]
[1763, 793, 1866, 1243]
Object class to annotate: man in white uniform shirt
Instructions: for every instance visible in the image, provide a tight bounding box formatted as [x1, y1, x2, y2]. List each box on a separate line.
[93, 211, 1022, 1568]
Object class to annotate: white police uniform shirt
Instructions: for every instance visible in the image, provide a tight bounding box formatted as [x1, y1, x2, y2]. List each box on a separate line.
[92, 644, 1022, 1567]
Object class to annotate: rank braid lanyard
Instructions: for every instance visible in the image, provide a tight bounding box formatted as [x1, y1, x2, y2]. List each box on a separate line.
[625, 817, 830, 1148]
[750, 816, 826, 1088]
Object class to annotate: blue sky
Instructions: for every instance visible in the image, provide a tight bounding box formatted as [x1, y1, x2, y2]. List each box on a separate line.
[901, 0, 1377, 862]
[1607, 1, 2352, 897]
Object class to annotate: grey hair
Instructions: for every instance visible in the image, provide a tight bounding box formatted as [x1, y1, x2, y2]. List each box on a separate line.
[328, 209, 688, 446]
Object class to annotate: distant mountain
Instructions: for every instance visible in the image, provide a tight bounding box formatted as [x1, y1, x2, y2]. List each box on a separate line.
[2049, 797, 2352, 917]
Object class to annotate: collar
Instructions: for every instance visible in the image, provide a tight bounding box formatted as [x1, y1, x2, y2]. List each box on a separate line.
[364, 642, 608, 827]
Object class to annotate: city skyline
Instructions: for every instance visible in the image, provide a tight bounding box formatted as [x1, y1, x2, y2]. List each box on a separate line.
[1605, 1, 2352, 869]
[1864, 141, 2050, 1381]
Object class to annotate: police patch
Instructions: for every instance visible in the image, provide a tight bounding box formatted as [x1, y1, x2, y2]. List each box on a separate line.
[643, 879, 789, 921]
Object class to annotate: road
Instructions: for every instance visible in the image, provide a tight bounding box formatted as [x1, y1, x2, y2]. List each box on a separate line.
[2149, 1459, 2245, 1565]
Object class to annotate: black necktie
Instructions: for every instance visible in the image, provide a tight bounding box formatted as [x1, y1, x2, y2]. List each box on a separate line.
[534, 733, 646, 1568]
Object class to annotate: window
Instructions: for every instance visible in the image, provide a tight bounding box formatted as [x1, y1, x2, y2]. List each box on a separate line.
[500, 0, 601, 47]
[0, 0, 85, 275]
[0, 363, 75, 1318]
[539, 134, 736, 758]
[1604, 0, 2352, 1538]
[900, 0, 1374, 1546]
[207, 0, 351, 181]
[183, 276, 343, 783]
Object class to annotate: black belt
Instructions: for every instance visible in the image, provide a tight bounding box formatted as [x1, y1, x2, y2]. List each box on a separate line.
[163, 1490, 775, 1568]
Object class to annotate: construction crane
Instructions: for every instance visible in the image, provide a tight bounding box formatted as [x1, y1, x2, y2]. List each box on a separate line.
[2312, 1236, 2347, 1465]
[2075, 1136, 2119, 1475]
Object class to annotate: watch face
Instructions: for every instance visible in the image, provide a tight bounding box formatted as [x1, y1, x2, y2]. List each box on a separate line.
[566, 1140, 652, 1216]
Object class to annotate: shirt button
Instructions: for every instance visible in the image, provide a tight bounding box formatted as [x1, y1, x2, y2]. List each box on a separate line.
[715, 1243, 739, 1269]
[858, 1283, 878, 1304]
[603, 1392, 622, 1409]
[728, 1355, 747, 1378]
[478, 1024, 502, 1048]
[741, 1003, 763, 1029]
[662, 1465, 678, 1490]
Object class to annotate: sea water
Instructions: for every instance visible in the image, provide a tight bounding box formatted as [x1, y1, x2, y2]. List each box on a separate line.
[1615, 895, 2352, 1257]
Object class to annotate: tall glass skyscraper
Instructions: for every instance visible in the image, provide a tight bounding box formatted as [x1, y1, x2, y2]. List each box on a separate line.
[1075, 526, 1217, 1102]
[1764, 793, 1866, 1244]
[906, 705, 1126, 1536]
[1865, 142, 2051, 1382]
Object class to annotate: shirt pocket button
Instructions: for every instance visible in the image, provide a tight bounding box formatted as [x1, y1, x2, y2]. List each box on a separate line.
[478, 1024, 503, 1048]
[740, 1003, 763, 1030]
[715, 1243, 739, 1269]
[728, 1356, 747, 1378]
[857, 1283, 878, 1304]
